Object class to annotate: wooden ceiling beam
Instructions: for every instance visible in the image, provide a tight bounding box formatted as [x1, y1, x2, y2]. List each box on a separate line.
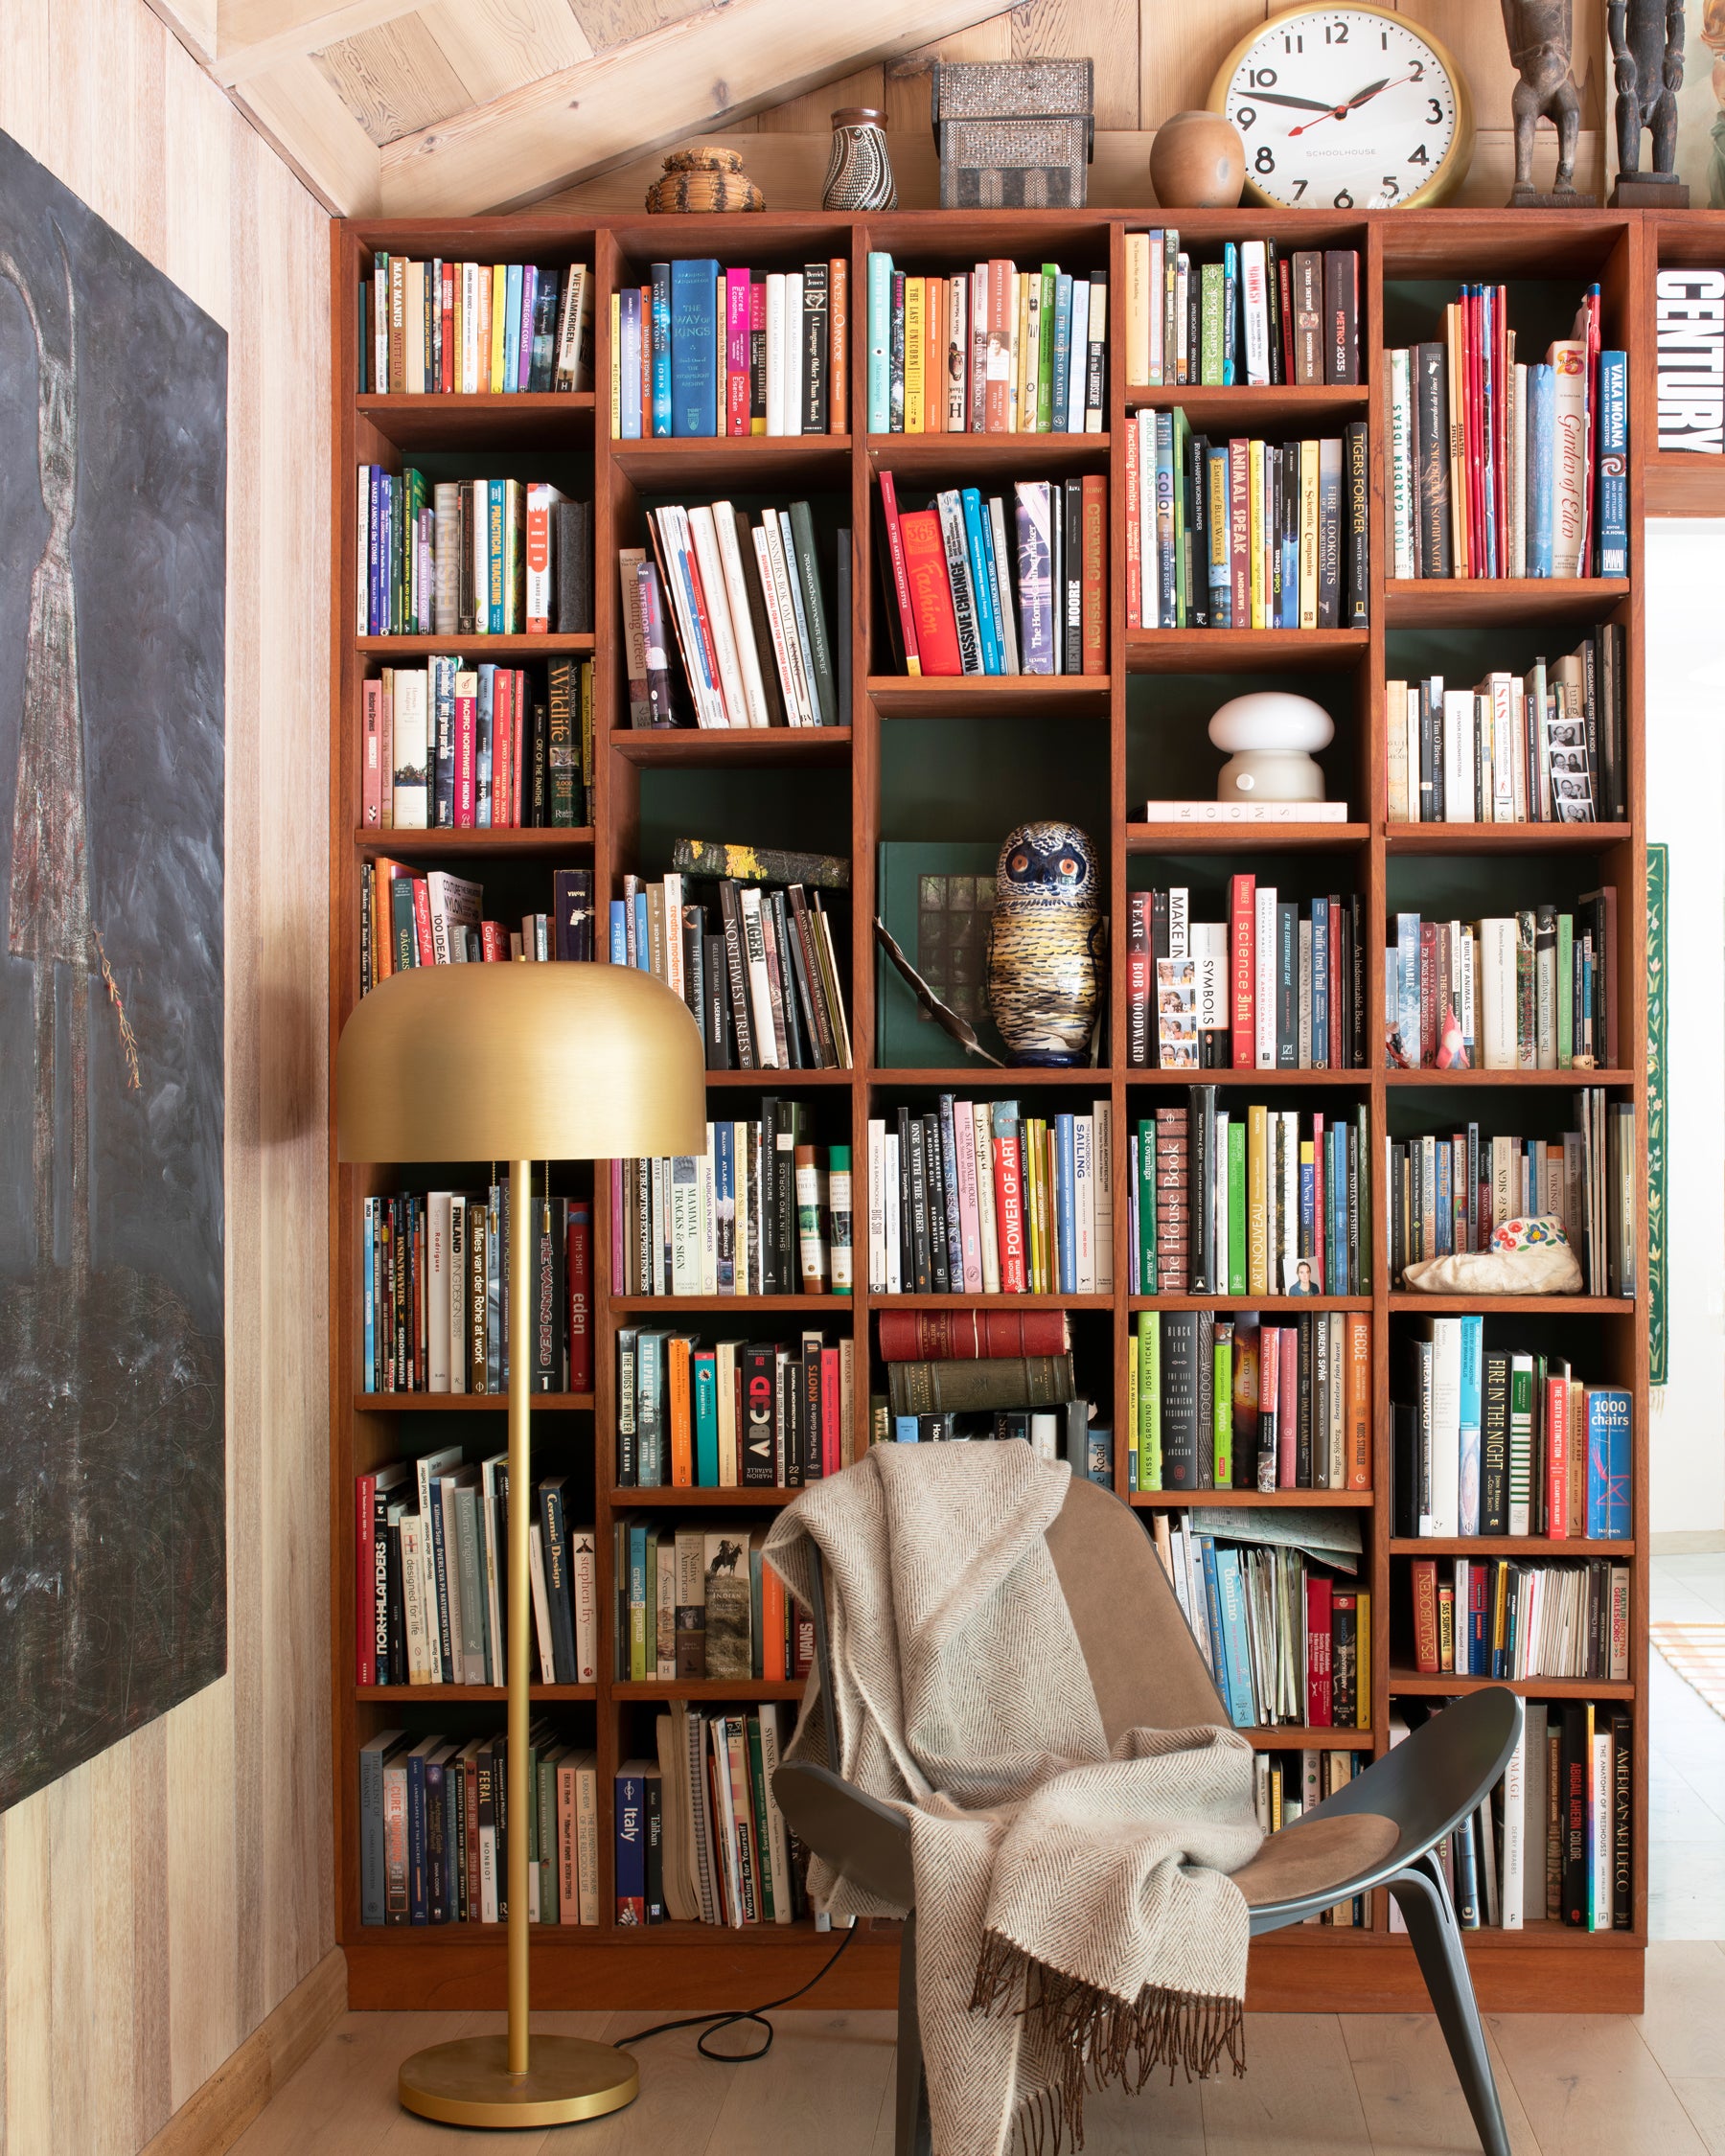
[212, 0, 429, 86]
[227, 53, 384, 212]
[377, 0, 1024, 216]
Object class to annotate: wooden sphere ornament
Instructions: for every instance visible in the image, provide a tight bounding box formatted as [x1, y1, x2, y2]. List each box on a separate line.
[1150, 109, 1246, 207]
[645, 145, 766, 214]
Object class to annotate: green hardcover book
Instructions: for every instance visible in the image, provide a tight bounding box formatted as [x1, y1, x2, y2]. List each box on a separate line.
[1228, 1120, 1248, 1296]
[876, 842, 1005, 1067]
[788, 500, 839, 727]
[673, 837, 849, 889]
[1137, 1118, 1158, 1292]
[451, 1479, 488, 1686]
[1038, 265, 1057, 430]
[628, 1519, 649, 1680]
[536, 1746, 558, 1922]
[1137, 1310, 1162, 1491]
[1556, 912, 1574, 1067]
[746, 1714, 777, 1921]
[390, 875, 419, 973]
[1507, 1352, 1534, 1534]
[1213, 1319, 1233, 1486]
[1128, 1331, 1139, 1489]
[1200, 262, 1225, 385]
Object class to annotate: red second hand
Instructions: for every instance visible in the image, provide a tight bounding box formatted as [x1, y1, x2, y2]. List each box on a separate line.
[1288, 70, 1418, 137]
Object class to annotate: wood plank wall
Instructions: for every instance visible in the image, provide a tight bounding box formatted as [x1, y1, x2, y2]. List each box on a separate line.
[0, 4, 333, 2152]
[544, 0, 1610, 212]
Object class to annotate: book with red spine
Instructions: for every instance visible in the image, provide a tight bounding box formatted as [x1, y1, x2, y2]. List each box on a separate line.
[566, 1200, 591, 1393]
[820, 1346, 841, 1478]
[1228, 437, 1250, 624]
[1545, 1371, 1571, 1538]
[1305, 1572, 1333, 1723]
[362, 678, 383, 827]
[1276, 1323, 1298, 1489]
[1230, 873, 1255, 1068]
[1256, 1321, 1280, 1490]
[1419, 920, 1439, 1067]
[356, 1470, 379, 1686]
[1278, 253, 1295, 382]
[876, 1309, 1072, 1361]
[898, 508, 963, 676]
[876, 468, 923, 677]
[1123, 407, 1141, 627]
[992, 1126, 1028, 1296]
[479, 920, 508, 961]
[725, 267, 750, 437]
[454, 677, 477, 827]
[411, 878, 435, 966]
[1080, 473, 1107, 676]
[1412, 1557, 1440, 1674]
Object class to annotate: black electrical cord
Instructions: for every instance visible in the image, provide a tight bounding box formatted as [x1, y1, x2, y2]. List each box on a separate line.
[618, 1920, 860, 2063]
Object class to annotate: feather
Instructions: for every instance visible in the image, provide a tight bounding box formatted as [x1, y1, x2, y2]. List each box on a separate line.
[872, 917, 1005, 1067]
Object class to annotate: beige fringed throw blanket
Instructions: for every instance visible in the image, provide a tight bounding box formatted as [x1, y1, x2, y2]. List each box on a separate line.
[764, 1442, 1262, 2156]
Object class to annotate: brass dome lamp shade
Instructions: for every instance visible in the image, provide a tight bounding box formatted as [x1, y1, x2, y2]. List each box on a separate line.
[337, 962, 705, 2128]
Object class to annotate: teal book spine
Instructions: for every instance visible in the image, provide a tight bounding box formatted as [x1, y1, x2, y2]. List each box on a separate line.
[1222, 241, 1239, 386]
[866, 253, 893, 434]
[693, 1353, 720, 1487]
[488, 479, 505, 631]
[1137, 1117, 1157, 1292]
[669, 257, 721, 437]
[1587, 1388, 1631, 1539]
[1458, 1313, 1484, 1535]
[1197, 1536, 1234, 1718]
[649, 262, 672, 436]
[1054, 1112, 1077, 1295]
[503, 264, 522, 395]
[960, 486, 1001, 673]
[1213, 1545, 1256, 1726]
[1228, 1122, 1247, 1296]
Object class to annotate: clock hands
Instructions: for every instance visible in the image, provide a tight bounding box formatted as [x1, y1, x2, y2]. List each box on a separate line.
[1237, 89, 1337, 113]
[1285, 69, 1421, 134]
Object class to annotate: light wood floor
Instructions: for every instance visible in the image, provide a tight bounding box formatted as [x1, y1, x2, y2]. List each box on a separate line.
[232, 1938, 1725, 2156]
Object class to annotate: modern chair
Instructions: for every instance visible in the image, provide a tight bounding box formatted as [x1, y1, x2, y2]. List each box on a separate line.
[773, 1473, 1520, 2156]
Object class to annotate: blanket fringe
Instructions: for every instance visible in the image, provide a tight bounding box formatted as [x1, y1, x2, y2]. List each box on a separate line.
[971, 1929, 1247, 2155]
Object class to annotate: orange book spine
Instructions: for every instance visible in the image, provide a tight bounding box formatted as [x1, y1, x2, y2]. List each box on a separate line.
[827, 257, 848, 432]
[761, 1561, 786, 1681]
[669, 1336, 694, 1486]
[1412, 1557, 1440, 1674]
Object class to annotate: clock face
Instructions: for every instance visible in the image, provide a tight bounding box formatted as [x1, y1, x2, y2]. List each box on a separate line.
[1221, 8, 1461, 210]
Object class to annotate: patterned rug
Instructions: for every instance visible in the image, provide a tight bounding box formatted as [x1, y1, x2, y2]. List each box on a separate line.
[1651, 1622, 1725, 1719]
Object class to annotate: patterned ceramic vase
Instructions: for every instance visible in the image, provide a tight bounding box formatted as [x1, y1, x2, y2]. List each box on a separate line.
[985, 820, 1102, 1066]
[823, 108, 897, 211]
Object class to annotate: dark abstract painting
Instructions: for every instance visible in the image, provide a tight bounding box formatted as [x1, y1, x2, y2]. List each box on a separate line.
[0, 128, 227, 1810]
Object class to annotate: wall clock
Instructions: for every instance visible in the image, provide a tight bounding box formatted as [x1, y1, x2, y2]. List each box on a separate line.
[1208, 4, 1474, 211]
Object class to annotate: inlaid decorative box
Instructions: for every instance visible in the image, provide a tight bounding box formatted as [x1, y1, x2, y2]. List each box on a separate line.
[930, 58, 1095, 209]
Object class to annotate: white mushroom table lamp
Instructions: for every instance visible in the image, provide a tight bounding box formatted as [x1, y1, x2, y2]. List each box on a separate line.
[1208, 692, 1334, 804]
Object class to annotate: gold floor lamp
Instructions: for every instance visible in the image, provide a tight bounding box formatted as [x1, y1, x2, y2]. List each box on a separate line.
[337, 960, 706, 2129]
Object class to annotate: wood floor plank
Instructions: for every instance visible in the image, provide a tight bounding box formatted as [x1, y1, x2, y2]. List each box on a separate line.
[1485, 2013, 1712, 2156]
[532, 2008, 743, 2156]
[1341, 2013, 1540, 2156]
[1201, 2014, 1374, 2154]
[1639, 1943, 1725, 2080]
[1671, 2079, 1725, 2155]
[227, 2012, 481, 2155]
[703, 2008, 897, 2156]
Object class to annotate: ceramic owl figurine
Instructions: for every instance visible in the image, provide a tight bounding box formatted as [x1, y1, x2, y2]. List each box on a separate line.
[985, 821, 1102, 1065]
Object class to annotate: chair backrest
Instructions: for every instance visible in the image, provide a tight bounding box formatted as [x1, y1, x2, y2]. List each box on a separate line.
[1045, 1475, 1229, 1742]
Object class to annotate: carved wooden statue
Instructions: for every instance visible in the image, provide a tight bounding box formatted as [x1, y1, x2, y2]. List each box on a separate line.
[1609, 0, 1689, 201]
[1500, 0, 1590, 203]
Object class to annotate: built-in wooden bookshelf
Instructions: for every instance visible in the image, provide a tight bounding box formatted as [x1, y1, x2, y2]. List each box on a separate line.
[329, 206, 1657, 2016]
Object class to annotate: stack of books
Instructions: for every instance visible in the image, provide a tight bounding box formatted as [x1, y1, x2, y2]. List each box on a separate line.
[1409, 1555, 1630, 1680]
[366, 654, 592, 832]
[1131, 1311, 1371, 1494]
[610, 257, 846, 438]
[1385, 895, 1620, 1072]
[1127, 416, 1369, 630]
[613, 1527, 810, 1684]
[865, 1099, 1115, 1296]
[876, 470, 1107, 677]
[864, 253, 1107, 434]
[873, 1331, 1109, 1478]
[361, 863, 595, 992]
[1252, 1750, 1371, 1924]
[636, 1702, 809, 1926]
[1384, 284, 1627, 579]
[357, 473, 591, 637]
[1392, 1320, 1631, 1538]
[1124, 233, 1360, 389]
[620, 501, 845, 729]
[1387, 630, 1626, 825]
[360, 258, 593, 396]
[616, 1328, 855, 1488]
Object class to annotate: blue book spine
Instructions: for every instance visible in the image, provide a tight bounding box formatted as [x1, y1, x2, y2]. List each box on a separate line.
[1597, 350, 1628, 575]
[1527, 364, 1555, 577]
[1222, 242, 1238, 386]
[960, 487, 1000, 673]
[650, 263, 673, 437]
[618, 287, 642, 438]
[632, 891, 650, 972]
[1206, 448, 1230, 623]
[669, 257, 721, 437]
[609, 900, 628, 964]
[475, 664, 494, 829]
[865, 253, 893, 433]
[1395, 912, 1422, 1065]
[503, 264, 522, 394]
[487, 479, 505, 631]
[1055, 1113, 1077, 1293]
[362, 1200, 376, 1388]
[1458, 1315, 1484, 1534]
[1197, 1536, 1234, 1717]
[407, 1753, 428, 1924]
[694, 1355, 719, 1485]
[894, 1415, 920, 1442]
[1587, 1388, 1632, 1538]
[715, 1122, 735, 1290]
[614, 1768, 646, 1921]
[1310, 897, 1328, 1068]
[1217, 1548, 1258, 1727]
[1050, 273, 1072, 429]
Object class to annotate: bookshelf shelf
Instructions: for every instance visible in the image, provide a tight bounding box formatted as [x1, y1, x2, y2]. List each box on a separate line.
[331, 203, 1650, 2011]
[1242, 1727, 1371, 1749]
[611, 1679, 807, 1702]
[1389, 1672, 1635, 1701]
[356, 1683, 598, 1702]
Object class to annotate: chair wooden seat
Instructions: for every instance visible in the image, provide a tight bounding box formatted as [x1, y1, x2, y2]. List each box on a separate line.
[773, 1469, 1521, 2156]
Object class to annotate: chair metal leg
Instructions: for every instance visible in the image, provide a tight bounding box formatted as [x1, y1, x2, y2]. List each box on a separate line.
[1387, 1852, 1511, 2156]
[896, 1910, 932, 2156]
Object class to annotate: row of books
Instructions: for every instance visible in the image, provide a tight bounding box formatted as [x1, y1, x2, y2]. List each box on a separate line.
[1384, 285, 1626, 580]
[615, 1520, 809, 1683]
[1400, 1698, 1631, 1932]
[358, 1725, 600, 1927]
[1384, 896, 1620, 1072]
[623, 500, 845, 730]
[1131, 1311, 1371, 1495]
[365, 654, 592, 832]
[610, 259, 846, 440]
[357, 472, 592, 638]
[614, 1120, 852, 1300]
[1386, 630, 1627, 826]
[1392, 1320, 1630, 1540]
[1147, 1512, 1369, 1730]
[863, 254, 1108, 435]
[874, 1390, 1111, 1482]
[360, 863, 595, 992]
[1409, 1556, 1630, 1682]
[1127, 418, 1369, 631]
[360, 258, 593, 398]
[1129, 885, 1368, 1074]
[617, 1329, 856, 1489]
[359, 1189, 592, 1397]
[865, 1099, 1115, 1298]
[612, 867, 851, 1074]
[1254, 1751, 1369, 1925]
[1123, 234, 1360, 389]
[1386, 1098, 1621, 1287]
[876, 470, 1105, 678]
[648, 1702, 808, 1926]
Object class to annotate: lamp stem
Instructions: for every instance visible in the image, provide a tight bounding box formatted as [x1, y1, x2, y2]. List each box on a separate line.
[508, 1156, 533, 2077]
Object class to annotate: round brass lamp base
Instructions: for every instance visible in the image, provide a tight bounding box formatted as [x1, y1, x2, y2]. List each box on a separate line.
[399, 2035, 640, 2129]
